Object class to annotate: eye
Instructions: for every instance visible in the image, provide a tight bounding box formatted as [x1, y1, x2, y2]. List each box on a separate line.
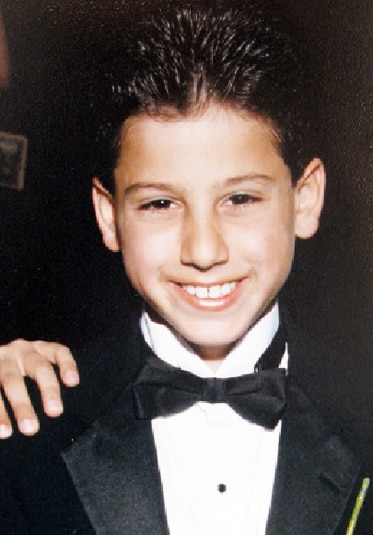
[227, 193, 259, 205]
[140, 198, 173, 210]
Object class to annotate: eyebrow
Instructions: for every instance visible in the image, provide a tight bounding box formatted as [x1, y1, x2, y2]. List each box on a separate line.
[122, 173, 275, 198]
[123, 182, 181, 198]
[223, 174, 275, 186]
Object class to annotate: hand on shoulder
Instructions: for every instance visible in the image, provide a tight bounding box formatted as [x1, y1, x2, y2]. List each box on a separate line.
[0, 339, 79, 438]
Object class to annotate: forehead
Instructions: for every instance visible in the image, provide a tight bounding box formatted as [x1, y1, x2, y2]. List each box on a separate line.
[114, 105, 288, 187]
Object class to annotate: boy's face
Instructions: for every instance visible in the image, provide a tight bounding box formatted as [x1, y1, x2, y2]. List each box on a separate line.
[93, 104, 325, 360]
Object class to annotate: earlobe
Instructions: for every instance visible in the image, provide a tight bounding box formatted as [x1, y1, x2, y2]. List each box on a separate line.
[294, 158, 326, 239]
[92, 178, 120, 252]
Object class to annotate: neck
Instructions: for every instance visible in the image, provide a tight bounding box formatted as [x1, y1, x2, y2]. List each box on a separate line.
[189, 342, 234, 365]
[141, 303, 280, 378]
[191, 351, 228, 372]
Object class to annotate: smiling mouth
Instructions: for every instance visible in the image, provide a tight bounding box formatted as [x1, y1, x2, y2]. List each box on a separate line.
[180, 281, 238, 300]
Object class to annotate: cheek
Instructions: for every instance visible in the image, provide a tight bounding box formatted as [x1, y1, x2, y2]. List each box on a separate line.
[240, 212, 295, 272]
[265, 217, 296, 276]
[120, 224, 173, 285]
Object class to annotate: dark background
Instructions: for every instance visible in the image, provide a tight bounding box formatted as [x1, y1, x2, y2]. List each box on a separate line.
[0, 0, 372, 362]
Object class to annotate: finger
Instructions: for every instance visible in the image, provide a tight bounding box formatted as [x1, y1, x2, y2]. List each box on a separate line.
[32, 341, 79, 387]
[0, 393, 12, 439]
[21, 356, 64, 417]
[0, 365, 40, 436]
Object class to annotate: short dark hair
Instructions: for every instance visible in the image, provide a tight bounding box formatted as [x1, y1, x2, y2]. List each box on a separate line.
[90, 1, 313, 191]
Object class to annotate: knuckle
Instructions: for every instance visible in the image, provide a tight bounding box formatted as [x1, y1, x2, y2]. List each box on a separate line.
[0, 369, 19, 386]
[34, 361, 55, 379]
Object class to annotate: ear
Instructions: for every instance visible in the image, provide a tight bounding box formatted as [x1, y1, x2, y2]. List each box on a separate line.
[294, 158, 326, 239]
[91, 178, 120, 252]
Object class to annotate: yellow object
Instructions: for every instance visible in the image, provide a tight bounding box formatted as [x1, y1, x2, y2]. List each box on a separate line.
[346, 477, 370, 535]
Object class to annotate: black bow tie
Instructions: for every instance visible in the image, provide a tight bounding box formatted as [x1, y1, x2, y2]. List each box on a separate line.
[133, 323, 287, 429]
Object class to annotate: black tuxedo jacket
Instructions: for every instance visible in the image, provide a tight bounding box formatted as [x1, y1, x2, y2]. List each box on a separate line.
[0, 309, 372, 534]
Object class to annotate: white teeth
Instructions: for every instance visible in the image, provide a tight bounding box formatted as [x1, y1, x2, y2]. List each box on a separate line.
[184, 285, 196, 296]
[208, 285, 221, 299]
[221, 282, 232, 296]
[195, 287, 208, 299]
[182, 282, 237, 299]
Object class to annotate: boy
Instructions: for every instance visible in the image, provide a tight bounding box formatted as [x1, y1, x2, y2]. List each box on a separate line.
[0, 2, 371, 533]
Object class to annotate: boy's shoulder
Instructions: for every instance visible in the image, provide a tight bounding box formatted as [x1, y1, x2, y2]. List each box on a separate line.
[1, 310, 145, 452]
[284, 305, 373, 474]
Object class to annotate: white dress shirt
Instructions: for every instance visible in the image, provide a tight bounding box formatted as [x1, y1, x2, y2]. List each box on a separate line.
[141, 305, 287, 535]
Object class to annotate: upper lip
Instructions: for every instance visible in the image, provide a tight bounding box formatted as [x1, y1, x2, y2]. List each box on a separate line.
[176, 279, 242, 287]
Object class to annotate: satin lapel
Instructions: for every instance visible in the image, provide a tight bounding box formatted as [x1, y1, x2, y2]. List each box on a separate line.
[62, 387, 169, 535]
[266, 376, 361, 535]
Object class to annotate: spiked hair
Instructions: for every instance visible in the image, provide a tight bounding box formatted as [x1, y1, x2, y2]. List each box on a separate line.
[90, 2, 313, 190]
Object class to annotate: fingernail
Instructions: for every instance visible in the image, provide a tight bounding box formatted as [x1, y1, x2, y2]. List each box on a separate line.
[0, 424, 12, 438]
[65, 371, 79, 385]
[19, 419, 38, 435]
[46, 400, 63, 415]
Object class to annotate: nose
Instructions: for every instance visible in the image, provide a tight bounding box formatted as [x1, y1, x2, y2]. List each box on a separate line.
[180, 210, 229, 270]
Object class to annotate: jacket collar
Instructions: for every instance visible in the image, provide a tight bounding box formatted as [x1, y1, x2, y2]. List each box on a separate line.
[266, 375, 361, 534]
[62, 387, 169, 535]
